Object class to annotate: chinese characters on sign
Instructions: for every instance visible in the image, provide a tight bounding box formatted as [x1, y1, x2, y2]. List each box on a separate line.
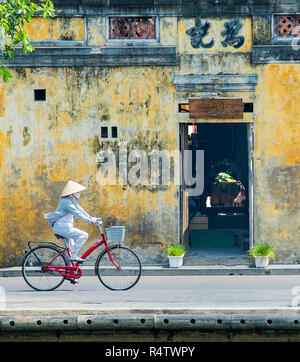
[186, 18, 245, 49]
[221, 19, 245, 48]
[185, 19, 214, 48]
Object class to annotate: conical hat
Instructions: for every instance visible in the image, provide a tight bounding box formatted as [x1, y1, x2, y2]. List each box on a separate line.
[61, 180, 87, 197]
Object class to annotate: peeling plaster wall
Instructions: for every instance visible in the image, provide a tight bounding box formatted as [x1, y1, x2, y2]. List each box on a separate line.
[0, 13, 299, 266]
[0, 65, 178, 266]
[24, 17, 86, 41]
[254, 64, 300, 262]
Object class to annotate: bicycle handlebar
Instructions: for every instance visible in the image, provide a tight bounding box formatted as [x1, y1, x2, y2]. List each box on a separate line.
[97, 220, 104, 235]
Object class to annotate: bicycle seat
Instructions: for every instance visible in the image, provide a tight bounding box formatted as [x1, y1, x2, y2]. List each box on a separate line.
[54, 234, 65, 240]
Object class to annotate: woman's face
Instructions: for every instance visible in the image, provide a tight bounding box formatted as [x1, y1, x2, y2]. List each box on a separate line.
[73, 192, 81, 199]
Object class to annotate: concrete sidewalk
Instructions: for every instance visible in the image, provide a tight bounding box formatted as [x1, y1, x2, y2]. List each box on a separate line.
[2, 268, 300, 341]
[1, 263, 300, 277]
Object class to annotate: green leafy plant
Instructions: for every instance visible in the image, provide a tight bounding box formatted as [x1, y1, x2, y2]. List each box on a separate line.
[167, 244, 185, 257]
[210, 159, 238, 181]
[214, 172, 237, 192]
[214, 172, 236, 184]
[0, 0, 55, 82]
[249, 242, 275, 260]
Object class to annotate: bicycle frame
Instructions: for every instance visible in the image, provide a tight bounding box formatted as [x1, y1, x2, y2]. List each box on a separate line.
[29, 223, 120, 280]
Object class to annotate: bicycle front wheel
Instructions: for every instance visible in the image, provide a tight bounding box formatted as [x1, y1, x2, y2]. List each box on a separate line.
[22, 245, 67, 291]
[95, 245, 142, 291]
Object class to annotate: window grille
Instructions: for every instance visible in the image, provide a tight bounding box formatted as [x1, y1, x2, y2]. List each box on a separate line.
[109, 17, 156, 40]
[273, 15, 300, 38]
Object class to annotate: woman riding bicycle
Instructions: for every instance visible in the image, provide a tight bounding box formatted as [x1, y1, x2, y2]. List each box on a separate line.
[44, 180, 102, 262]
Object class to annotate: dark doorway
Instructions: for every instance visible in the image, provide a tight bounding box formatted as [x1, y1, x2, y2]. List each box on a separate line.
[182, 123, 250, 259]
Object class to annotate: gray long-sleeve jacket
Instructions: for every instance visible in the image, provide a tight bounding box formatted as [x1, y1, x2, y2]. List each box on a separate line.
[44, 196, 97, 227]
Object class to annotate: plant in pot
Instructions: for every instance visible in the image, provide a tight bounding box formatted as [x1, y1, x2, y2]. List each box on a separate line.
[249, 242, 275, 268]
[167, 244, 185, 268]
[211, 172, 238, 206]
[209, 159, 238, 185]
[214, 172, 237, 192]
[209, 159, 239, 206]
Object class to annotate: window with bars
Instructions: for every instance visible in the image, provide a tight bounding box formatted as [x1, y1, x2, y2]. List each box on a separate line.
[100, 126, 119, 140]
[108, 17, 156, 40]
[273, 15, 300, 38]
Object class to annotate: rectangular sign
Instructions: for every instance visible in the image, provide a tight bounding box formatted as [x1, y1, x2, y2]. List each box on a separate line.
[189, 98, 243, 119]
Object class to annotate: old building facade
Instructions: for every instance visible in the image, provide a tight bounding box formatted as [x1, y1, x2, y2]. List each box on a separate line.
[0, 0, 299, 266]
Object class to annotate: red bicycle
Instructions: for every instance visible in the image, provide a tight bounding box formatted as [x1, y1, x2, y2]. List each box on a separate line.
[22, 222, 142, 291]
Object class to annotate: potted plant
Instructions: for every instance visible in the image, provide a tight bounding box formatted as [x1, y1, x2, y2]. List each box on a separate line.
[167, 244, 185, 268]
[214, 172, 237, 186]
[214, 172, 237, 192]
[249, 242, 275, 268]
[209, 159, 238, 186]
[211, 172, 239, 206]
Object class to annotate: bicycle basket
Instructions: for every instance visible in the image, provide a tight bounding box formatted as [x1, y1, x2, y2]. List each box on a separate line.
[106, 226, 126, 243]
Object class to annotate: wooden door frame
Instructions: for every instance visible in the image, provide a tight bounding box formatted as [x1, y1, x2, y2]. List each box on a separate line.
[247, 122, 254, 248]
[179, 123, 190, 253]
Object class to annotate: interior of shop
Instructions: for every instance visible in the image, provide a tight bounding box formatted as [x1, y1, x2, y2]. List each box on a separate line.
[187, 123, 250, 256]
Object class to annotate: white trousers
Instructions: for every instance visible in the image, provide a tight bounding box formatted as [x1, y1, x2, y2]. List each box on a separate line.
[53, 223, 88, 253]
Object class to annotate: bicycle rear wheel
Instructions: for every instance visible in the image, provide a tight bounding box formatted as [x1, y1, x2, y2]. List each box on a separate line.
[95, 245, 142, 291]
[22, 245, 67, 291]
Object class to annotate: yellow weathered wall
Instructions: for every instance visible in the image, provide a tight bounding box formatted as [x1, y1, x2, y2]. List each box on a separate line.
[254, 64, 300, 260]
[0, 65, 178, 265]
[176, 17, 299, 261]
[0, 15, 299, 266]
[24, 17, 86, 41]
[176, 16, 256, 120]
